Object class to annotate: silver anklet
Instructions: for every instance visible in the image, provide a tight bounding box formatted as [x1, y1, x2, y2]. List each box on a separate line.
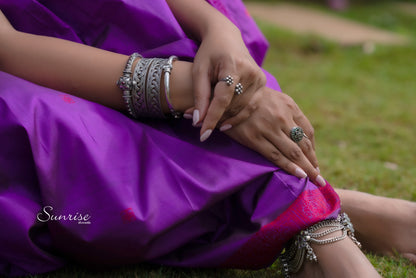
[280, 213, 361, 278]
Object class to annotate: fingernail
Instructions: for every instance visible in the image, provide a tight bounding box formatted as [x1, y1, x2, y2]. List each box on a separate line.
[192, 110, 200, 127]
[200, 129, 212, 142]
[316, 175, 326, 187]
[220, 124, 232, 132]
[183, 113, 193, 119]
[295, 168, 307, 179]
[316, 167, 320, 174]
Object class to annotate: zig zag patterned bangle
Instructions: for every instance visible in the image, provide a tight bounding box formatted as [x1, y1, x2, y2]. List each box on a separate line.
[132, 57, 153, 118]
[144, 58, 165, 118]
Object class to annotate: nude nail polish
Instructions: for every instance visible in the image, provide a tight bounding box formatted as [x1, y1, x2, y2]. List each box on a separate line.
[316, 167, 320, 174]
[295, 168, 307, 179]
[200, 129, 212, 142]
[316, 175, 326, 187]
[183, 113, 193, 119]
[219, 124, 232, 132]
[192, 110, 200, 126]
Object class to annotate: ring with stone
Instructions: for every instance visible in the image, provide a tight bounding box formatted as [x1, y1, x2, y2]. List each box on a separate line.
[290, 126, 307, 143]
[234, 83, 243, 95]
[220, 75, 234, 86]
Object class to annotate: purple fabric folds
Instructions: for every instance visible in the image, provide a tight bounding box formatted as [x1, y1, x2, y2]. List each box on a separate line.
[0, 0, 339, 276]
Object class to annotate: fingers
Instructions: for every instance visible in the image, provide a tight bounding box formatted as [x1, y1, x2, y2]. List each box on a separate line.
[261, 140, 309, 180]
[266, 128, 325, 187]
[191, 63, 212, 126]
[296, 134, 319, 170]
[193, 54, 266, 142]
[193, 61, 241, 140]
[218, 99, 257, 132]
[199, 74, 240, 141]
[291, 108, 320, 170]
[285, 119, 319, 170]
[226, 130, 316, 182]
[294, 111, 316, 150]
[220, 102, 320, 175]
[219, 101, 325, 186]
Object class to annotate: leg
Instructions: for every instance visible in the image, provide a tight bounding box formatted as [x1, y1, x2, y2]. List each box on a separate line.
[284, 215, 381, 278]
[295, 234, 380, 278]
[336, 188, 416, 264]
[310, 235, 380, 278]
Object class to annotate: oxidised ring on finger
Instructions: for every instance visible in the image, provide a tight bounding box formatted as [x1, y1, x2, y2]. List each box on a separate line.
[290, 126, 306, 143]
[220, 75, 234, 86]
[234, 83, 243, 95]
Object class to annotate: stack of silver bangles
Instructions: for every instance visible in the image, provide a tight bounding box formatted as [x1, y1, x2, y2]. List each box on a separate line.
[117, 53, 182, 119]
[280, 212, 361, 278]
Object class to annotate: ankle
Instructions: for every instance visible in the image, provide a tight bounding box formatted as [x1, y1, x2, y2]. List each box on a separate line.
[279, 213, 364, 277]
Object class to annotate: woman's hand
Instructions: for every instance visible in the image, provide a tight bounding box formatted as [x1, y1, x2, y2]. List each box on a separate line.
[166, 0, 265, 142]
[188, 24, 266, 142]
[222, 87, 326, 186]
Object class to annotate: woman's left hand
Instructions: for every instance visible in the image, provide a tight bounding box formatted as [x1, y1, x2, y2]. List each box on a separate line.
[187, 24, 266, 142]
[222, 86, 324, 186]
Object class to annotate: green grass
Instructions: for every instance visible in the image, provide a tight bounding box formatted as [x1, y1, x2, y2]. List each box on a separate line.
[25, 2, 416, 278]
[256, 2, 416, 275]
[258, 6, 416, 201]
[23, 263, 285, 278]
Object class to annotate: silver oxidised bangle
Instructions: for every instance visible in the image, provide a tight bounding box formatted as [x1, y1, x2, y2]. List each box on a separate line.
[144, 58, 165, 118]
[132, 57, 153, 118]
[117, 53, 142, 117]
[118, 54, 182, 119]
[162, 56, 182, 118]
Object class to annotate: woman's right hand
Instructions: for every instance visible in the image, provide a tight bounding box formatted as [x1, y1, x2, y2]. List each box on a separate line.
[186, 24, 266, 142]
[222, 86, 326, 187]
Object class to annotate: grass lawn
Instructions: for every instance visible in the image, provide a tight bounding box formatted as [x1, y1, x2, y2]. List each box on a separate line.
[257, 0, 416, 201]
[24, 1, 416, 277]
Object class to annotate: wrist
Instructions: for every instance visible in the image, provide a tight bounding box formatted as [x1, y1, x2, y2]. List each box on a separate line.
[200, 15, 241, 41]
[165, 60, 194, 112]
[117, 55, 194, 119]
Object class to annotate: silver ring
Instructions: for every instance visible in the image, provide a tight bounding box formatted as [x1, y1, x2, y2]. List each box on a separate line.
[290, 126, 307, 143]
[220, 75, 234, 86]
[235, 83, 243, 95]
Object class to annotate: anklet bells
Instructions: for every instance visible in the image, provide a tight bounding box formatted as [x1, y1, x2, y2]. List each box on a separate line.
[280, 213, 361, 278]
[117, 53, 182, 119]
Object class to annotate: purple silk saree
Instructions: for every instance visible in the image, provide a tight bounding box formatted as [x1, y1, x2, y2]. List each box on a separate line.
[0, 0, 340, 276]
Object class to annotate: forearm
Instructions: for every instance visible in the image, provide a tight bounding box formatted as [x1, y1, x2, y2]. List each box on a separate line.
[0, 29, 194, 113]
[166, 0, 240, 41]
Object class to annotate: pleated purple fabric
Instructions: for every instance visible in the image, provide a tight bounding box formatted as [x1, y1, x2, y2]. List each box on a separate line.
[0, 0, 340, 276]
